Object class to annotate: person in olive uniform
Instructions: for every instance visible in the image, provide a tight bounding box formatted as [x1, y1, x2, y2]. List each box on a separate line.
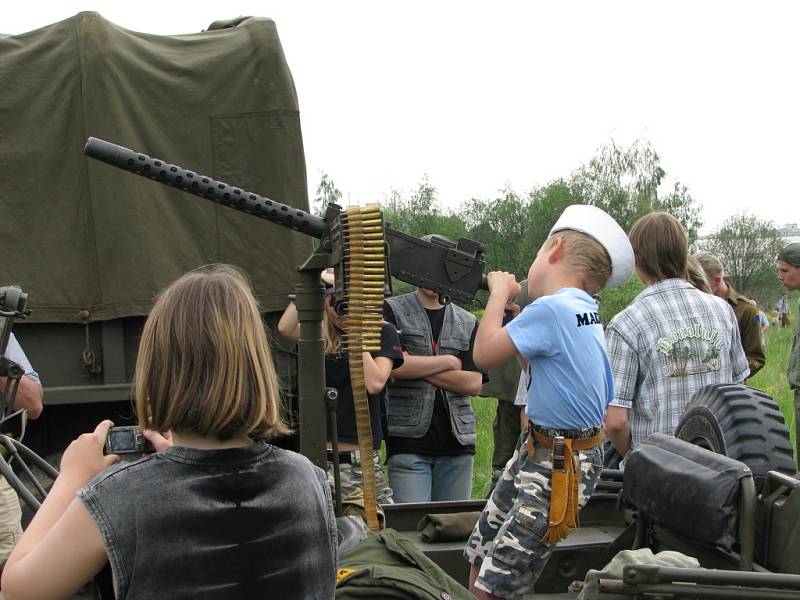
[477, 280, 531, 491]
[776, 243, 800, 459]
[695, 252, 765, 378]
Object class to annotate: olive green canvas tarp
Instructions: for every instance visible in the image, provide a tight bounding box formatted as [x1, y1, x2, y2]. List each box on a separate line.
[0, 12, 312, 323]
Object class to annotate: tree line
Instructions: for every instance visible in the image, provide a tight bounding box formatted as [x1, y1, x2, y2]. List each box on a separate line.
[314, 140, 787, 320]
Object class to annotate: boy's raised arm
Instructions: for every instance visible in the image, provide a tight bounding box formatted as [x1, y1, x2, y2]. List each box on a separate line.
[474, 272, 521, 370]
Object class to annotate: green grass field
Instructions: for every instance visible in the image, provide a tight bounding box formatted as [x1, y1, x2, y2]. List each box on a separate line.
[468, 308, 798, 499]
[747, 319, 796, 445]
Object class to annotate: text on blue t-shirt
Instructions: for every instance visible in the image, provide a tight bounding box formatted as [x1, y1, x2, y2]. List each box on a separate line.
[504, 288, 613, 429]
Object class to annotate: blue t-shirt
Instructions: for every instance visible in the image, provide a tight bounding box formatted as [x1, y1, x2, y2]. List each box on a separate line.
[505, 288, 613, 429]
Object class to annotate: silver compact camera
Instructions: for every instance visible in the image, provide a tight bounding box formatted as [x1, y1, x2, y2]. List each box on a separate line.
[105, 426, 154, 455]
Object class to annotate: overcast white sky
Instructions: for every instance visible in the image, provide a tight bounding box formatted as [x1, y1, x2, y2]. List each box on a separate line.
[5, 1, 799, 234]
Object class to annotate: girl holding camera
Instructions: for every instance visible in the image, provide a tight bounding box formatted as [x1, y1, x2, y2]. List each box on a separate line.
[2, 264, 336, 600]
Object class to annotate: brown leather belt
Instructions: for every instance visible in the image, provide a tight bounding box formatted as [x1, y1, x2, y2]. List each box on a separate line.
[526, 423, 604, 457]
[525, 422, 604, 544]
[530, 428, 604, 452]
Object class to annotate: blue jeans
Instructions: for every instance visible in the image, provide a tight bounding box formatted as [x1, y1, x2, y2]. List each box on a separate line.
[387, 453, 474, 503]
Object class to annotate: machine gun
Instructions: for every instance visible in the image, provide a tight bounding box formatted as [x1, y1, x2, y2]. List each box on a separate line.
[84, 137, 489, 530]
[84, 138, 486, 304]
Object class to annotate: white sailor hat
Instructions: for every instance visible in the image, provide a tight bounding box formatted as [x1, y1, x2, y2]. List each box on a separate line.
[320, 268, 335, 293]
[549, 204, 634, 288]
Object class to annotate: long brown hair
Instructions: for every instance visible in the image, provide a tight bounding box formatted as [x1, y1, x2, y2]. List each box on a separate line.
[134, 264, 288, 440]
[323, 307, 343, 355]
[629, 212, 688, 282]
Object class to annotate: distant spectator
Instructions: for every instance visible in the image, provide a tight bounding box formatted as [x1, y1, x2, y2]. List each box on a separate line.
[695, 252, 765, 377]
[757, 309, 770, 340]
[776, 243, 800, 459]
[383, 235, 486, 503]
[777, 293, 791, 328]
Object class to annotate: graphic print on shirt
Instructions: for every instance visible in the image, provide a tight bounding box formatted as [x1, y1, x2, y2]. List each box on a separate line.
[655, 324, 723, 376]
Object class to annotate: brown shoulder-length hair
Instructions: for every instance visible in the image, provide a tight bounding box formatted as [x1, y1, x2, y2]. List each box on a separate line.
[134, 264, 288, 440]
[629, 212, 688, 283]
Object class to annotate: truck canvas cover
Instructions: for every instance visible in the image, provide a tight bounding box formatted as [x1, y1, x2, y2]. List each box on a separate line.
[0, 12, 311, 323]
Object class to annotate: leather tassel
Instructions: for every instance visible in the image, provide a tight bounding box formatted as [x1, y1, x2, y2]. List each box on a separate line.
[542, 439, 579, 544]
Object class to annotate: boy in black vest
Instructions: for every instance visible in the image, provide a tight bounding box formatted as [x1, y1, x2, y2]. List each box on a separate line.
[383, 235, 486, 503]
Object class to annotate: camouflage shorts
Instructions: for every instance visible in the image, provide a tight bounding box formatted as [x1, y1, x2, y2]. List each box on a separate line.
[326, 449, 394, 504]
[464, 429, 603, 600]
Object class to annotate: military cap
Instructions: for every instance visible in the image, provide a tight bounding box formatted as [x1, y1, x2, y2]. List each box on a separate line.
[778, 243, 800, 268]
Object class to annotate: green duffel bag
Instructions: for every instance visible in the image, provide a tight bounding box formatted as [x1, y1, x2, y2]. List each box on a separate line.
[336, 528, 473, 600]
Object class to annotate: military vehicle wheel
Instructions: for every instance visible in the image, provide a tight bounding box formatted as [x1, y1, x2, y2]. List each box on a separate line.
[675, 383, 796, 488]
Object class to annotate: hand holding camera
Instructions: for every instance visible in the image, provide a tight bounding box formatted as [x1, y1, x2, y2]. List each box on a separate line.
[59, 420, 120, 486]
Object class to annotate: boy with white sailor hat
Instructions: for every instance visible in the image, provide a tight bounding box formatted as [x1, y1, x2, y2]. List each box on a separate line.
[464, 204, 633, 600]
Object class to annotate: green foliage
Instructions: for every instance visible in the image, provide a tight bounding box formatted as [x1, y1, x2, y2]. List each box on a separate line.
[460, 140, 702, 285]
[660, 181, 703, 247]
[571, 139, 664, 234]
[313, 171, 342, 217]
[523, 179, 578, 256]
[703, 213, 785, 307]
[571, 139, 703, 243]
[382, 176, 441, 237]
[462, 187, 530, 276]
[749, 304, 798, 455]
[471, 396, 497, 498]
[598, 275, 645, 324]
[363, 139, 703, 304]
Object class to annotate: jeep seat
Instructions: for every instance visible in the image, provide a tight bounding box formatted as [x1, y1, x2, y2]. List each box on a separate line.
[622, 433, 756, 568]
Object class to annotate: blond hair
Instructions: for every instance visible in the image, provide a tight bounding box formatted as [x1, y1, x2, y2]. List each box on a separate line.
[543, 230, 612, 295]
[686, 255, 711, 293]
[629, 212, 688, 282]
[134, 264, 288, 440]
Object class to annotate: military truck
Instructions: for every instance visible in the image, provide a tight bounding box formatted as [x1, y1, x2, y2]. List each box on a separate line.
[0, 12, 311, 462]
[3, 12, 800, 600]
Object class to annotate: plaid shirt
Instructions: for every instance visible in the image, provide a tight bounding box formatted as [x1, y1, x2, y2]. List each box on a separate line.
[606, 278, 749, 448]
